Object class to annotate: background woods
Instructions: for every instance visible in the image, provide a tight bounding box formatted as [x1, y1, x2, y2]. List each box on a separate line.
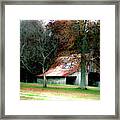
[20, 20, 58, 86]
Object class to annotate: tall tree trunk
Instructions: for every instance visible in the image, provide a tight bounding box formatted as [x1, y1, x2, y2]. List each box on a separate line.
[80, 54, 86, 89]
[89, 60, 94, 72]
[43, 67, 47, 88]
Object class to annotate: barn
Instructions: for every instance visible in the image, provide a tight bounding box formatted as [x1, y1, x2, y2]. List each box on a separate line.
[37, 62, 88, 85]
[37, 54, 84, 85]
[37, 53, 99, 86]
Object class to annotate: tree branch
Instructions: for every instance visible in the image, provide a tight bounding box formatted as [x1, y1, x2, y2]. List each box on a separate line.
[20, 43, 25, 56]
[21, 60, 32, 73]
[45, 45, 56, 60]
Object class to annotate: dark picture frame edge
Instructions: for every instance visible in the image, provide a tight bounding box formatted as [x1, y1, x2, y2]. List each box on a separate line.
[1, 0, 120, 5]
[0, 0, 119, 119]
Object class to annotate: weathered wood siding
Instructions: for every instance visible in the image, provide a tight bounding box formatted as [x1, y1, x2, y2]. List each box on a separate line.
[36, 72, 94, 86]
[37, 77, 66, 84]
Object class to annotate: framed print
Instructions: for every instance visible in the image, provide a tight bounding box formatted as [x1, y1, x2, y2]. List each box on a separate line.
[0, 0, 119, 119]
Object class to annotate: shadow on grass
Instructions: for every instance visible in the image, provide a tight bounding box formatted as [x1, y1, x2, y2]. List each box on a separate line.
[20, 82, 100, 95]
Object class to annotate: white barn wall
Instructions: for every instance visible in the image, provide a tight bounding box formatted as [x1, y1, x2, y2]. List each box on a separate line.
[37, 71, 92, 86]
[37, 77, 66, 84]
[37, 72, 82, 85]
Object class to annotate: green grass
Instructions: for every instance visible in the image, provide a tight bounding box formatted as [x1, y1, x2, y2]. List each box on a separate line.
[20, 82, 100, 100]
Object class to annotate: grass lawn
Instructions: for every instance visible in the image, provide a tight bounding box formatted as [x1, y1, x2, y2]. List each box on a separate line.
[20, 82, 100, 100]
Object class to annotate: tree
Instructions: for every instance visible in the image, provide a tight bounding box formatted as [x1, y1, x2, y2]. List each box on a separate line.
[46, 20, 100, 89]
[20, 20, 44, 74]
[20, 20, 58, 87]
[37, 28, 57, 87]
[78, 20, 88, 89]
[76, 20, 100, 89]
